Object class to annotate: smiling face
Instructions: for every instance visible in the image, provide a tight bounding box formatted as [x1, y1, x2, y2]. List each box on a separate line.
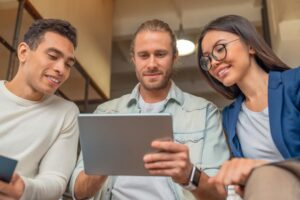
[132, 31, 176, 92]
[201, 30, 255, 87]
[16, 31, 75, 100]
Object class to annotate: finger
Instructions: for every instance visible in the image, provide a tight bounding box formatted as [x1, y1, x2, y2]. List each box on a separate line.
[0, 181, 10, 196]
[144, 151, 188, 163]
[145, 160, 188, 170]
[0, 190, 14, 200]
[223, 159, 245, 185]
[234, 185, 244, 197]
[147, 167, 185, 179]
[144, 152, 177, 163]
[222, 158, 249, 185]
[208, 176, 227, 196]
[230, 159, 254, 185]
[0, 173, 24, 199]
[148, 168, 172, 176]
[154, 137, 172, 142]
[208, 175, 227, 196]
[236, 159, 267, 185]
[215, 183, 227, 196]
[212, 160, 231, 185]
[151, 140, 188, 153]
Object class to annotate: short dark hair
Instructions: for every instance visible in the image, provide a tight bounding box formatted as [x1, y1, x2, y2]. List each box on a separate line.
[197, 15, 289, 99]
[23, 18, 77, 50]
[130, 19, 177, 57]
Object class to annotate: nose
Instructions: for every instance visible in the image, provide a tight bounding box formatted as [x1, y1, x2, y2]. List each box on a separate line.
[53, 60, 66, 76]
[210, 55, 221, 70]
[147, 55, 157, 69]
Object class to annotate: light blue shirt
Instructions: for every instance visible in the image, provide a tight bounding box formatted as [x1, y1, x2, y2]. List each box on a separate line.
[70, 82, 230, 200]
[111, 96, 176, 200]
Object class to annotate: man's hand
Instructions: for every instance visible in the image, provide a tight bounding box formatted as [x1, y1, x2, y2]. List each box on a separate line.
[0, 173, 25, 200]
[208, 158, 267, 197]
[143, 140, 193, 185]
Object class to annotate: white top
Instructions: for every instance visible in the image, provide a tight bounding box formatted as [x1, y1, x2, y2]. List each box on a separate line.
[0, 81, 79, 200]
[236, 103, 284, 162]
[111, 96, 176, 200]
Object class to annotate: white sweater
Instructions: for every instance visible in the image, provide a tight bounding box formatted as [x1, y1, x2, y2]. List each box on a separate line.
[0, 81, 79, 200]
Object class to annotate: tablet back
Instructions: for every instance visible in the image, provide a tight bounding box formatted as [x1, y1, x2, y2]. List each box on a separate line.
[78, 113, 173, 176]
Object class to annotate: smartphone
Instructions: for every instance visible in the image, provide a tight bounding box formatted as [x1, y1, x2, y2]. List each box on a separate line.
[0, 155, 18, 183]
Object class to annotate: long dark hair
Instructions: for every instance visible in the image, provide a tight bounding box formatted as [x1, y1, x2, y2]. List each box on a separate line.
[197, 15, 290, 99]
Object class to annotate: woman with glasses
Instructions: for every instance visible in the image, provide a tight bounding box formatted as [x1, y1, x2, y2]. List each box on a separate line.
[197, 15, 300, 200]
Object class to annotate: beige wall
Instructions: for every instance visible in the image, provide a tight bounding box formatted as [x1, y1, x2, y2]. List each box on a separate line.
[267, 0, 300, 68]
[29, 0, 114, 98]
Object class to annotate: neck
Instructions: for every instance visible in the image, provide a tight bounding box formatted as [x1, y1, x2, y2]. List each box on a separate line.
[5, 70, 44, 101]
[139, 81, 171, 103]
[237, 61, 269, 111]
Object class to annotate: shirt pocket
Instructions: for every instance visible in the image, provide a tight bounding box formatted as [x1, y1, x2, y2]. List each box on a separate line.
[173, 131, 205, 165]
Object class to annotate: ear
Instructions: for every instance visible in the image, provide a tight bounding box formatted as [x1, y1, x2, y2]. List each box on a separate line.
[248, 45, 255, 55]
[17, 42, 30, 63]
[131, 55, 136, 66]
[173, 53, 178, 62]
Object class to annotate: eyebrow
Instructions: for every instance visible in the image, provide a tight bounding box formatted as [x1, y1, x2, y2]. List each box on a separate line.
[202, 39, 227, 55]
[136, 49, 168, 54]
[46, 47, 75, 63]
[136, 51, 148, 55]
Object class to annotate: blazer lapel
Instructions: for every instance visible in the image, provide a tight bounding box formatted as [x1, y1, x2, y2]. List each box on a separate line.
[268, 71, 291, 159]
[228, 95, 244, 157]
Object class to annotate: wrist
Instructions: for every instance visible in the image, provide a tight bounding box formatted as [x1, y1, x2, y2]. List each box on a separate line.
[181, 165, 201, 191]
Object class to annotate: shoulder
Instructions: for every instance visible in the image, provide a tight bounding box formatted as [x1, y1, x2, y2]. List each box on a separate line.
[94, 93, 132, 113]
[269, 67, 300, 102]
[181, 91, 218, 112]
[282, 66, 300, 84]
[270, 67, 300, 86]
[46, 95, 79, 115]
[281, 67, 300, 105]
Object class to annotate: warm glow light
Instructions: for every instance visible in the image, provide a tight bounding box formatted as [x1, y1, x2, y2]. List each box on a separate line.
[176, 39, 195, 56]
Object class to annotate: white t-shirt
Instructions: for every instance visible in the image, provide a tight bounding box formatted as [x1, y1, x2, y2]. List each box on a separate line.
[236, 103, 284, 162]
[111, 96, 176, 200]
[0, 81, 79, 200]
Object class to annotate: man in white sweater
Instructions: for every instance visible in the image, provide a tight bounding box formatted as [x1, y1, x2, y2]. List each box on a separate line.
[0, 19, 79, 200]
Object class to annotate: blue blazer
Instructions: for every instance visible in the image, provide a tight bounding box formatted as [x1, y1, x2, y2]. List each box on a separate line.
[222, 67, 300, 159]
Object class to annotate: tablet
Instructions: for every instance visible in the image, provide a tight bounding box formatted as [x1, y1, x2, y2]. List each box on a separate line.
[78, 113, 173, 176]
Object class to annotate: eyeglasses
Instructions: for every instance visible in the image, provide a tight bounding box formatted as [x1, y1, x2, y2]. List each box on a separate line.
[199, 38, 239, 71]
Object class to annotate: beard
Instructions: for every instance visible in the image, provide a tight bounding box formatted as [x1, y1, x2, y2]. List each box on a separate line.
[137, 67, 172, 91]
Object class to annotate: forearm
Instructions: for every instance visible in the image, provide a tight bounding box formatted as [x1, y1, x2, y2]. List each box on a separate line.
[21, 174, 67, 200]
[74, 171, 107, 200]
[192, 172, 226, 200]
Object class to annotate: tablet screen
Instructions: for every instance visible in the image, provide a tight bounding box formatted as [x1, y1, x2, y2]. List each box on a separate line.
[79, 113, 173, 176]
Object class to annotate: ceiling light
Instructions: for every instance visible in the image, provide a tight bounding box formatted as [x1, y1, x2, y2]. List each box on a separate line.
[176, 23, 195, 56]
[176, 39, 195, 56]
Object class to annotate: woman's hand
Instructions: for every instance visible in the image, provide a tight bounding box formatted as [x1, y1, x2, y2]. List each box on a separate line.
[208, 158, 267, 197]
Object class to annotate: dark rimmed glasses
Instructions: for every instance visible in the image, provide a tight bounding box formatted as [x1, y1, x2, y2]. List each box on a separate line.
[199, 38, 240, 71]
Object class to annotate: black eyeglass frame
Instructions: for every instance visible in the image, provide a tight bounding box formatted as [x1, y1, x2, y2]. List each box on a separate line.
[199, 38, 240, 71]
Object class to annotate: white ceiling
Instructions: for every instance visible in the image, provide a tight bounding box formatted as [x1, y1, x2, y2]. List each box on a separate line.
[110, 0, 262, 107]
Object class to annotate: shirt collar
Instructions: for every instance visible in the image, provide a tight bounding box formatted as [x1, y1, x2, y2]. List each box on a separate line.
[127, 80, 184, 107]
